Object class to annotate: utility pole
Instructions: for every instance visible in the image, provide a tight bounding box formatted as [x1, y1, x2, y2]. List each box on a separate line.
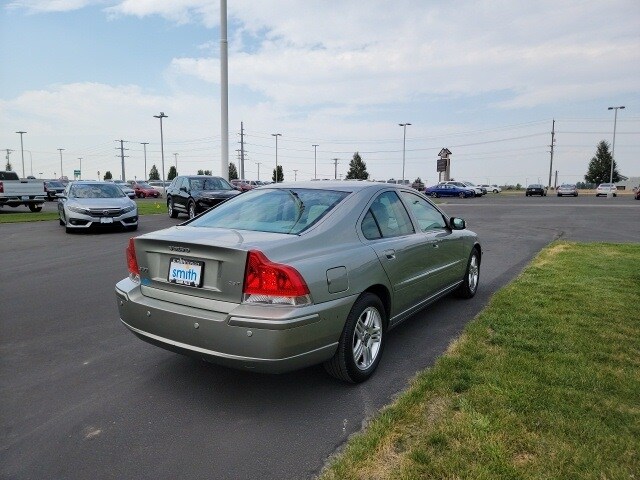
[16, 131, 26, 178]
[255, 162, 261, 181]
[547, 119, 555, 190]
[332, 158, 339, 180]
[141, 142, 149, 181]
[312, 144, 319, 180]
[57, 148, 65, 179]
[220, 0, 229, 180]
[154, 112, 168, 185]
[78, 158, 82, 179]
[272, 133, 281, 183]
[554, 170, 558, 189]
[115, 140, 129, 180]
[4, 149, 13, 170]
[239, 121, 245, 179]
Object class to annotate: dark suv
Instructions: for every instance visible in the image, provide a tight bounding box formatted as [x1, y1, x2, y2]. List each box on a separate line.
[166, 175, 240, 219]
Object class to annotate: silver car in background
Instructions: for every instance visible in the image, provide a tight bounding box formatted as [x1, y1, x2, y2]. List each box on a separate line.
[58, 181, 138, 233]
[116, 182, 481, 383]
[111, 179, 136, 199]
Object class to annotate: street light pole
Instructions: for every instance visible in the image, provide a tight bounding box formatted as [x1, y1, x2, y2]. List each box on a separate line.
[607, 106, 625, 198]
[272, 133, 281, 182]
[399, 123, 411, 183]
[312, 144, 319, 180]
[154, 112, 168, 186]
[255, 162, 261, 181]
[57, 148, 65, 179]
[141, 142, 149, 181]
[173, 152, 179, 173]
[78, 158, 82, 179]
[16, 131, 26, 178]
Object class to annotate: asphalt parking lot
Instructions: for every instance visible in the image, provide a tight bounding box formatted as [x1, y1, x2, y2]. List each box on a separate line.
[1, 194, 638, 479]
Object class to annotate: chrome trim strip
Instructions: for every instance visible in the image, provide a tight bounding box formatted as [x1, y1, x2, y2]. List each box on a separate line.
[397, 259, 462, 288]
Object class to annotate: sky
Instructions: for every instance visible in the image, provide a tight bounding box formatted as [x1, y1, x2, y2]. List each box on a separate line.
[1, 0, 639, 186]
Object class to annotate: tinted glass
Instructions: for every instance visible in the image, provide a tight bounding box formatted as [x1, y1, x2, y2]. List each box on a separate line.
[190, 177, 233, 191]
[368, 191, 414, 238]
[190, 188, 349, 234]
[400, 191, 447, 231]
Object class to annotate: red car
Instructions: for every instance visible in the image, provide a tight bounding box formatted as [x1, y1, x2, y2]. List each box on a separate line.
[230, 179, 254, 192]
[130, 181, 161, 198]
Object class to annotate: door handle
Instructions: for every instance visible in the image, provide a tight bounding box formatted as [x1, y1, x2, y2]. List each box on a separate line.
[383, 249, 396, 259]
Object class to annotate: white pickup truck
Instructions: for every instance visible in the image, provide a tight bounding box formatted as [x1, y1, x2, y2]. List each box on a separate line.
[0, 171, 47, 212]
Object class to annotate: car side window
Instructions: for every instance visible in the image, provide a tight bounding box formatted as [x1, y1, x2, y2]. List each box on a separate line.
[366, 191, 414, 238]
[400, 191, 447, 232]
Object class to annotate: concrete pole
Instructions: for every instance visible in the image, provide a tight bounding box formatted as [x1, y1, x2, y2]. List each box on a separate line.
[220, 0, 229, 180]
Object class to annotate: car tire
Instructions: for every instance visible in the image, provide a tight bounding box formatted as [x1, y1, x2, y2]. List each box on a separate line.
[168, 197, 179, 218]
[455, 248, 480, 299]
[459, 192, 465, 198]
[188, 200, 196, 219]
[127, 225, 138, 231]
[431, 192, 438, 198]
[324, 292, 386, 383]
[28, 204, 42, 212]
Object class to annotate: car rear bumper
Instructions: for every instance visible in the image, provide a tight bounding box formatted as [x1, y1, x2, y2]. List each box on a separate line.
[115, 278, 354, 373]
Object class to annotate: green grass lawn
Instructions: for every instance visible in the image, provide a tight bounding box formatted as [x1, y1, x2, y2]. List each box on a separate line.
[320, 242, 640, 479]
[0, 199, 166, 223]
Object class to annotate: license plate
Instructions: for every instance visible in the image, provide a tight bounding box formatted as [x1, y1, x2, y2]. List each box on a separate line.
[100, 217, 114, 224]
[22, 195, 29, 201]
[168, 257, 204, 287]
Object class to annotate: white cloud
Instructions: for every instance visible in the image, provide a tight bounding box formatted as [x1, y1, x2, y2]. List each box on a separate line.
[6, 0, 99, 13]
[160, 0, 640, 110]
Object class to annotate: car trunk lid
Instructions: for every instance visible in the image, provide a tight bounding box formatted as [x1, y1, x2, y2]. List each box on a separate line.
[132, 226, 291, 307]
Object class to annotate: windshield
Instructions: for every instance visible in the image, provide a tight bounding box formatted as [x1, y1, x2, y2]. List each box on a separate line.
[137, 182, 152, 188]
[47, 181, 64, 187]
[190, 177, 234, 191]
[70, 184, 126, 198]
[190, 188, 350, 234]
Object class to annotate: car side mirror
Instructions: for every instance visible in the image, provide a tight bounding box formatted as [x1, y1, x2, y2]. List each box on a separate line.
[180, 186, 187, 192]
[450, 217, 466, 230]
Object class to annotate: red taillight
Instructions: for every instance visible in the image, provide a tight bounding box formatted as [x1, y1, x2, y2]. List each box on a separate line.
[243, 250, 309, 299]
[0, 182, 4, 194]
[126, 237, 140, 278]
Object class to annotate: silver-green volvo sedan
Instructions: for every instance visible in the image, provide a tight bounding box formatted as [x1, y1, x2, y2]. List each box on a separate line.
[116, 181, 481, 383]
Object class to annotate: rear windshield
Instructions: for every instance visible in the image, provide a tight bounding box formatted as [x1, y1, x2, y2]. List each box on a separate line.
[190, 188, 349, 234]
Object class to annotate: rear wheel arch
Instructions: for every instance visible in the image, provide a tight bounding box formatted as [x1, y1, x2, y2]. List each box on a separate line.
[363, 284, 391, 328]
